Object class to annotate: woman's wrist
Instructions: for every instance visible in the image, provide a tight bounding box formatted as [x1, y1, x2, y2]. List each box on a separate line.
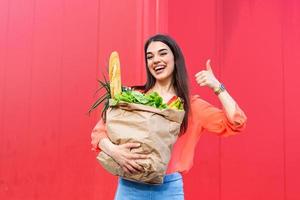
[99, 137, 116, 157]
[213, 83, 226, 95]
[211, 80, 221, 91]
[108, 143, 117, 158]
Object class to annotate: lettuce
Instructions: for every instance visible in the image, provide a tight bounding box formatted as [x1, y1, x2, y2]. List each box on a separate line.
[111, 90, 183, 110]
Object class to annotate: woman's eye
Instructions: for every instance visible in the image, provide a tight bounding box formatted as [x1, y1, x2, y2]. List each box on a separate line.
[147, 56, 153, 59]
[160, 52, 167, 56]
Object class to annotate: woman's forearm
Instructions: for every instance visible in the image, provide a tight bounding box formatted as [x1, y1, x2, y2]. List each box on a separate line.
[216, 89, 237, 121]
[98, 138, 147, 174]
[98, 137, 116, 157]
[195, 59, 239, 121]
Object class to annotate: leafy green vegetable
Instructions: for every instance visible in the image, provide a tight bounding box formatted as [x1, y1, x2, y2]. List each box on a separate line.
[112, 90, 182, 110]
[89, 75, 183, 121]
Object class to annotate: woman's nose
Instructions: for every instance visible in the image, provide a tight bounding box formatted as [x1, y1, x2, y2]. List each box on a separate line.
[153, 55, 160, 63]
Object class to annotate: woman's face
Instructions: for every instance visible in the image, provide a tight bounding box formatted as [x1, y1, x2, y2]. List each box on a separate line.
[146, 41, 175, 82]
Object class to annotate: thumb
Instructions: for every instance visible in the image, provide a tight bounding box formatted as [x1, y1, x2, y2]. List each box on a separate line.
[206, 59, 213, 72]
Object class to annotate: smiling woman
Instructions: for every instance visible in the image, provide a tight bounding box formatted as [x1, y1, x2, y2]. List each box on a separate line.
[91, 34, 247, 200]
[146, 42, 175, 79]
[138, 34, 191, 133]
[145, 42, 176, 104]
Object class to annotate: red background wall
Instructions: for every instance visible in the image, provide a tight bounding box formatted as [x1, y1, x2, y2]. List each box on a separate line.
[0, 0, 299, 199]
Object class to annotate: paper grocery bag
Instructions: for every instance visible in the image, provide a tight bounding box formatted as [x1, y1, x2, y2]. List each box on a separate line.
[97, 100, 185, 184]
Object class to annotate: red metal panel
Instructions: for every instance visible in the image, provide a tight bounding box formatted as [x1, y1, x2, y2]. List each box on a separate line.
[94, 0, 150, 199]
[0, 0, 99, 199]
[143, 0, 156, 38]
[156, 0, 168, 33]
[55, 0, 99, 199]
[168, 1, 220, 200]
[0, 0, 8, 144]
[284, 1, 300, 200]
[167, 0, 298, 199]
[29, 2, 65, 198]
[221, 0, 285, 199]
[0, 0, 36, 199]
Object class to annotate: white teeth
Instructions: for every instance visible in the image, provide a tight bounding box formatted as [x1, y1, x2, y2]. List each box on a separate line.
[154, 65, 165, 71]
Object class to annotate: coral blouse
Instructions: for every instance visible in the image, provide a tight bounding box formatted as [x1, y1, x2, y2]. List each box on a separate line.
[91, 95, 247, 174]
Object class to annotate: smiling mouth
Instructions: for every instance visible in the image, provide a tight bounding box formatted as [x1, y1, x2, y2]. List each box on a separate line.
[154, 65, 165, 74]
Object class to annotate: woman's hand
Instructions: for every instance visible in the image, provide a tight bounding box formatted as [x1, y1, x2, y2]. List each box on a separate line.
[194, 59, 242, 122]
[110, 142, 148, 174]
[195, 59, 220, 90]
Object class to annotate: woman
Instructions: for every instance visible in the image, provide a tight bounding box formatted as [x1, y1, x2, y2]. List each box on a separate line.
[91, 34, 247, 199]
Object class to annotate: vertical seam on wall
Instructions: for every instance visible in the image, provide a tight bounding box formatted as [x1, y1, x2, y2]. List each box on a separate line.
[216, 0, 221, 197]
[26, 0, 36, 190]
[281, 0, 287, 199]
[0, 0, 10, 148]
[94, 0, 101, 121]
[0, 0, 10, 151]
[96, 0, 101, 85]
[57, 0, 66, 194]
[141, 0, 144, 82]
[157, 0, 168, 34]
[216, 0, 223, 199]
[91, 0, 102, 199]
[165, 0, 168, 33]
[27, 0, 36, 187]
[156, 0, 159, 32]
[215, 0, 219, 198]
[220, 0, 225, 198]
[143, 0, 149, 39]
[136, 0, 143, 84]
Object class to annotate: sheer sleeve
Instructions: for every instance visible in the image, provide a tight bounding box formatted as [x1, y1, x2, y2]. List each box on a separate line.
[192, 95, 247, 137]
[91, 118, 108, 151]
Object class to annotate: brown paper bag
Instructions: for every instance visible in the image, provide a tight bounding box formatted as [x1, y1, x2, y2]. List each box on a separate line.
[97, 100, 185, 184]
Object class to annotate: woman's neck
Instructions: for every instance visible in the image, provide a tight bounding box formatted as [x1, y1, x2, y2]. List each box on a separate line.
[151, 79, 175, 96]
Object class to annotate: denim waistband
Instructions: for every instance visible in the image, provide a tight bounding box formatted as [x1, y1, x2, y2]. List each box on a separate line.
[120, 172, 182, 185]
[162, 172, 182, 183]
[115, 172, 184, 199]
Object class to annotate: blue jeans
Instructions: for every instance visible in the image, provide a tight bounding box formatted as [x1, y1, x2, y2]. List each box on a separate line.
[114, 172, 184, 200]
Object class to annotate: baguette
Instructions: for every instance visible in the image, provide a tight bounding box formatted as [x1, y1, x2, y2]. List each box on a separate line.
[109, 51, 122, 98]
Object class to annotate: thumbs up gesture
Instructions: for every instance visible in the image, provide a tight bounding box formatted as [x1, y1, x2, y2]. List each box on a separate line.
[195, 59, 220, 90]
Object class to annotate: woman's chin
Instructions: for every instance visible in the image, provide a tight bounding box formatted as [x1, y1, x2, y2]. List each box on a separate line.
[154, 74, 172, 82]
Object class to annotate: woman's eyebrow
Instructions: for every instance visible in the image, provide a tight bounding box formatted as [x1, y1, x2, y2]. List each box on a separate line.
[158, 48, 168, 52]
[147, 48, 168, 54]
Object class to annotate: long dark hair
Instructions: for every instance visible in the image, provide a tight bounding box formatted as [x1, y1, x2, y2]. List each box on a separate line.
[133, 34, 190, 134]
